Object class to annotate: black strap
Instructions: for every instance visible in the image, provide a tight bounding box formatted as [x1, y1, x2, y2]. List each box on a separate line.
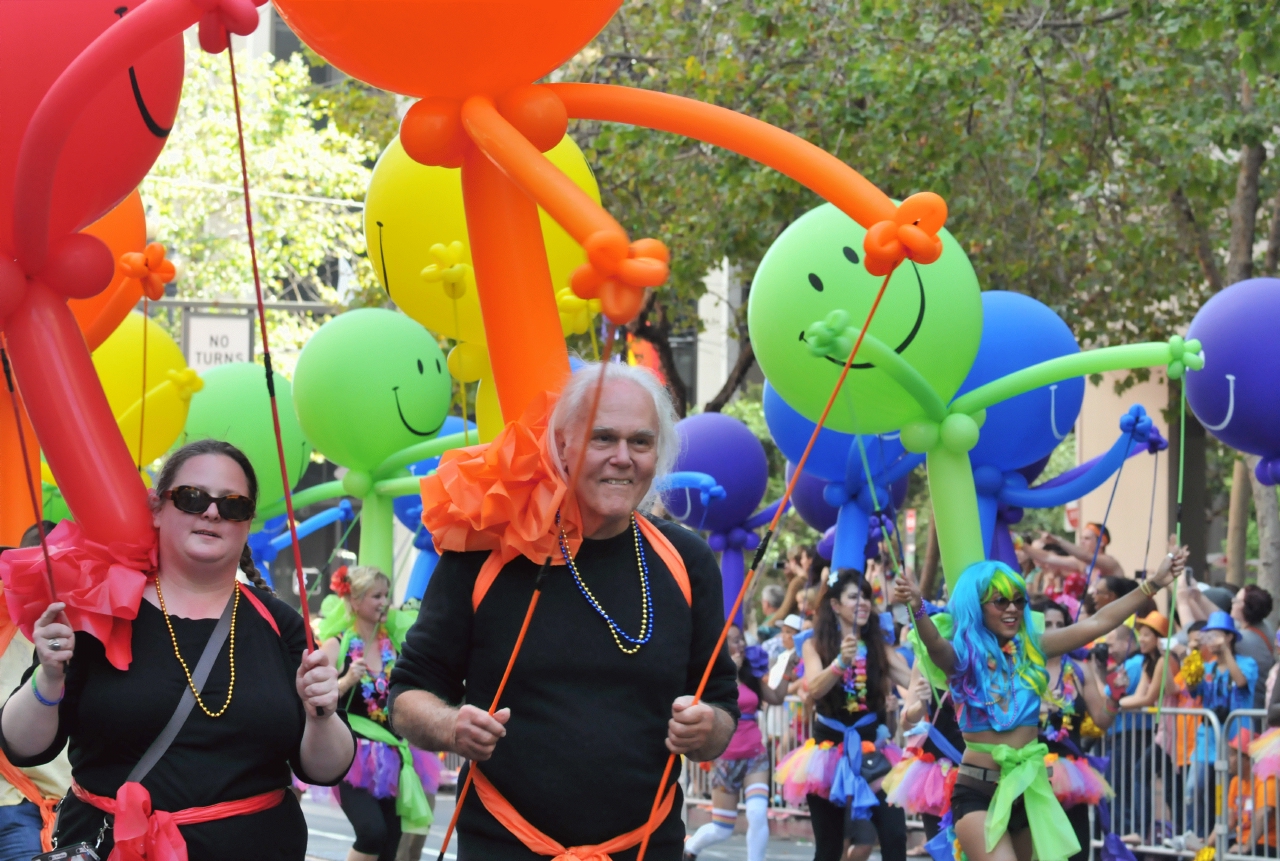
[127, 587, 237, 784]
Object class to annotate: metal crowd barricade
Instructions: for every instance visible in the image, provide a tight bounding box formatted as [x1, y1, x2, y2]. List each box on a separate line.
[1091, 706, 1223, 860]
[1221, 708, 1276, 861]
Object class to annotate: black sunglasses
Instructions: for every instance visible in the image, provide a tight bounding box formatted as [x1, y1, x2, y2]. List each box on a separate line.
[162, 486, 256, 522]
[986, 595, 1027, 612]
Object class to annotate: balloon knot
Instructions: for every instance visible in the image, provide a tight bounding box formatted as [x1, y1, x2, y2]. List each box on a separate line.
[118, 243, 176, 301]
[194, 0, 266, 54]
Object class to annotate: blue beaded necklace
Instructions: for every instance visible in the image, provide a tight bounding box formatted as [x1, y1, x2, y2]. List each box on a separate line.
[558, 513, 654, 655]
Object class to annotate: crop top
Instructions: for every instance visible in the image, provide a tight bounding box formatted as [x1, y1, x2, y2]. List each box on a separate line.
[952, 675, 1042, 733]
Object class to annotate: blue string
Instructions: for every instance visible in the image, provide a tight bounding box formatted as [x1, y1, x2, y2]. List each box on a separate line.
[1078, 428, 1137, 619]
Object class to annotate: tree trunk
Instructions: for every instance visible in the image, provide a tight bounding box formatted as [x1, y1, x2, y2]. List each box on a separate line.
[1247, 455, 1280, 626]
[1168, 380, 1209, 580]
[1169, 186, 1224, 292]
[1226, 140, 1266, 285]
[1264, 187, 1280, 276]
[704, 339, 756, 413]
[1226, 458, 1252, 587]
[919, 517, 941, 600]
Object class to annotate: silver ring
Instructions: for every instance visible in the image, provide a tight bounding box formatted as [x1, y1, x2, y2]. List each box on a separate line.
[48, 639, 61, 652]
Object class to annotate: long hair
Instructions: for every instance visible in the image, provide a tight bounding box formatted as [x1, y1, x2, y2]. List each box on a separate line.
[814, 570, 887, 719]
[948, 561, 1048, 710]
[156, 439, 273, 594]
[345, 565, 391, 604]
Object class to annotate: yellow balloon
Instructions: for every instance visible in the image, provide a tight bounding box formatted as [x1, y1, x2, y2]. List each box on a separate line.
[365, 134, 600, 342]
[92, 312, 202, 467]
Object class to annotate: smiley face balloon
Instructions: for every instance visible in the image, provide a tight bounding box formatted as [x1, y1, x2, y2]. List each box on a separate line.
[748, 203, 982, 435]
[292, 309, 452, 473]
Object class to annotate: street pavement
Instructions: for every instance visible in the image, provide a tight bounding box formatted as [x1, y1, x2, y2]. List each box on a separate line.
[302, 794, 822, 860]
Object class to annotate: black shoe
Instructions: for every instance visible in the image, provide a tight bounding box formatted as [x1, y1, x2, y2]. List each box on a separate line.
[683, 853, 697, 861]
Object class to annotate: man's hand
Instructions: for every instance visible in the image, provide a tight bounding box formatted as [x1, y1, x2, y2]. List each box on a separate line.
[452, 705, 510, 761]
[667, 696, 716, 756]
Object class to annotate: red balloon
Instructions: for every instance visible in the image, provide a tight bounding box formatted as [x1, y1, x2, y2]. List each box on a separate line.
[0, 0, 184, 258]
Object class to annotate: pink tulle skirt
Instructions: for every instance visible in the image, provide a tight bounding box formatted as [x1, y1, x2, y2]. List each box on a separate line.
[1047, 754, 1111, 807]
[1250, 727, 1280, 780]
[883, 752, 956, 817]
[775, 739, 841, 806]
[299, 739, 442, 801]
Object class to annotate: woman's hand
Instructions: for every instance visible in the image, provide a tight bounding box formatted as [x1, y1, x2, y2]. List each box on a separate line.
[1151, 535, 1189, 589]
[32, 603, 74, 687]
[337, 657, 367, 694]
[453, 705, 510, 761]
[839, 634, 858, 668]
[296, 649, 339, 718]
[891, 569, 922, 612]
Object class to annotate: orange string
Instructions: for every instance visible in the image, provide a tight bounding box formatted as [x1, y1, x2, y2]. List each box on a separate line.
[636, 270, 896, 861]
[137, 297, 148, 472]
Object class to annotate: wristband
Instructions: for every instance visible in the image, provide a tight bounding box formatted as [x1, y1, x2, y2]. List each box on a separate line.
[1140, 580, 1158, 597]
[833, 654, 848, 672]
[913, 603, 928, 621]
[31, 674, 63, 707]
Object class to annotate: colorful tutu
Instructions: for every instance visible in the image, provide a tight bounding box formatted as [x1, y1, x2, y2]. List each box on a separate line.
[1250, 726, 1280, 780]
[775, 739, 841, 806]
[304, 739, 442, 801]
[1046, 753, 1111, 807]
[883, 752, 956, 817]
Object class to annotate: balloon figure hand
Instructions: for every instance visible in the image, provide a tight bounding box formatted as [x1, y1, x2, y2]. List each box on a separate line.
[862, 192, 948, 277]
[1118, 404, 1153, 445]
[420, 241, 471, 299]
[804, 310, 858, 361]
[118, 243, 176, 301]
[194, 0, 267, 55]
[167, 368, 204, 403]
[556, 287, 600, 336]
[571, 235, 669, 326]
[1165, 335, 1204, 380]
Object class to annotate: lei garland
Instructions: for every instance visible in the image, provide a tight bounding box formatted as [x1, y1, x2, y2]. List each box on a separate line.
[842, 640, 869, 713]
[348, 628, 395, 723]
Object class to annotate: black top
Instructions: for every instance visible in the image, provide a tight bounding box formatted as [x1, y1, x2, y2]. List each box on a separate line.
[1041, 657, 1087, 756]
[337, 633, 394, 728]
[813, 652, 887, 746]
[389, 515, 738, 860]
[0, 586, 353, 861]
[921, 694, 966, 762]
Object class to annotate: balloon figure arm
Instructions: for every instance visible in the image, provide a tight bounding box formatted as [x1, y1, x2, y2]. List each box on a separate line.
[374, 474, 425, 499]
[880, 451, 927, 487]
[459, 97, 668, 324]
[257, 480, 345, 521]
[1002, 434, 1140, 509]
[268, 500, 353, 554]
[805, 312, 948, 423]
[950, 339, 1202, 417]
[373, 431, 469, 482]
[744, 497, 789, 531]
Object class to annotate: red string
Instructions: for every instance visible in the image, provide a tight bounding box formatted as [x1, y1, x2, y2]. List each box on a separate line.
[226, 45, 315, 651]
[0, 337, 56, 600]
[137, 297, 148, 472]
[433, 328, 622, 861]
[636, 269, 896, 861]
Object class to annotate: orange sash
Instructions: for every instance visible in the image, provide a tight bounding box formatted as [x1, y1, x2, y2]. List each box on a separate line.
[0, 752, 56, 851]
[470, 766, 678, 861]
[472, 514, 691, 612]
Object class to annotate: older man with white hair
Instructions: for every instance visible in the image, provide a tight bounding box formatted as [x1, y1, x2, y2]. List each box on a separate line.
[389, 362, 738, 861]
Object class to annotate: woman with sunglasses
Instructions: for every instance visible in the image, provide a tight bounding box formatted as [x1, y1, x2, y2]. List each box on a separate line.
[893, 536, 1188, 861]
[0, 439, 355, 861]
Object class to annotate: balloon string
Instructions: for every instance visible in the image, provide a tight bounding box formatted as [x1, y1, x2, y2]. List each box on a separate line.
[1155, 387, 1189, 741]
[1141, 449, 1160, 577]
[1082, 427, 1136, 593]
[137, 297, 148, 472]
[435, 328, 621, 861]
[636, 268, 896, 861]
[0, 338, 55, 601]
[226, 45, 316, 654]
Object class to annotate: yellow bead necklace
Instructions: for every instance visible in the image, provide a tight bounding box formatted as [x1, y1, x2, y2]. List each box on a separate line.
[155, 577, 238, 718]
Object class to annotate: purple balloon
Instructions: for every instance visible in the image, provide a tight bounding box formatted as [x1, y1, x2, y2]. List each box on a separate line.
[665, 413, 768, 532]
[1186, 278, 1280, 483]
[785, 461, 838, 531]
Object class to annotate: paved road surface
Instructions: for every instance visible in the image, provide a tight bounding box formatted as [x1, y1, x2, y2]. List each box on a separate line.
[302, 794, 821, 860]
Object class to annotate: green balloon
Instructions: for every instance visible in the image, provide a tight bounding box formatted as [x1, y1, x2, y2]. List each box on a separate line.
[42, 481, 72, 524]
[292, 309, 452, 473]
[747, 203, 983, 434]
[181, 362, 313, 509]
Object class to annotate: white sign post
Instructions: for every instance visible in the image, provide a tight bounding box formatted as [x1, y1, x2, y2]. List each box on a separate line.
[185, 313, 254, 373]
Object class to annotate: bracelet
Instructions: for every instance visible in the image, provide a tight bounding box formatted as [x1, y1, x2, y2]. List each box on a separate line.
[913, 603, 928, 621]
[832, 654, 847, 672]
[1140, 580, 1158, 597]
[31, 674, 63, 707]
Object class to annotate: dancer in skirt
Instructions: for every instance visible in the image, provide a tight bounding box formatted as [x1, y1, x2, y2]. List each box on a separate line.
[894, 536, 1187, 861]
[321, 566, 438, 861]
[684, 625, 797, 861]
[777, 570, 911, 861]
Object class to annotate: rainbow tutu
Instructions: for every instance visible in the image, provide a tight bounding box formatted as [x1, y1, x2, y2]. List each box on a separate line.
[883, 752, 956, 817]
[775, 739, 841, 806]
[1046, 753, 1111, 807]
[301, 739, 442, 801]
[1250, 727, 1280, 780]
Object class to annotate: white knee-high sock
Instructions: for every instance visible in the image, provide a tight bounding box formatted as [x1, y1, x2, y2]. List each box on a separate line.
[745, 784, 771, 861]
[684, 809, 737, 856]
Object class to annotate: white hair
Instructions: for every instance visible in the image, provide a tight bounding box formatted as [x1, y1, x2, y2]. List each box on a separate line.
[546, 361, 681, 508]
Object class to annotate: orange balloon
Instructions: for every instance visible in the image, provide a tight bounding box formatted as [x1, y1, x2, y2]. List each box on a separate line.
[0, 385, 40, 546]
[68, 189, 146, 351]
[273, 2, 620, 100]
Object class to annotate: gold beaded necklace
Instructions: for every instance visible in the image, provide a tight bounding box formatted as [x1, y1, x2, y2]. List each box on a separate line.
[155, 577, 239, 718]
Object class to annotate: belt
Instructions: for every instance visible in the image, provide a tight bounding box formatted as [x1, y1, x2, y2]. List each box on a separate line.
[958, 764, 1001, 784]
[469, 766, 677, 861]
[72, 780, 285, 861]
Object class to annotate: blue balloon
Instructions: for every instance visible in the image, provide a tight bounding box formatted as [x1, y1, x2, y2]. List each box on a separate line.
[392, 415, 475, 532]
[954, 291, 1083, 472]
[763, 381, 855, 483]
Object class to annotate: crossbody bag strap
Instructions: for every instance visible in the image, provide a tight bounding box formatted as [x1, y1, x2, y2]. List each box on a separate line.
[126, 588, 236, 784]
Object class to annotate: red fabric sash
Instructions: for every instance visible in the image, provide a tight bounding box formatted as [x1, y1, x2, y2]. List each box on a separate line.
[72, 780, 284, 861]
[470, 766, 677, 861]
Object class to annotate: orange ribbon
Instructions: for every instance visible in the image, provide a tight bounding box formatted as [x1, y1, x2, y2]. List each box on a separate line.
[117, 243, 176, 302]
[470, 766, 678, 861]
[862, 192, 948, 276]
[0, 751, 56, 851]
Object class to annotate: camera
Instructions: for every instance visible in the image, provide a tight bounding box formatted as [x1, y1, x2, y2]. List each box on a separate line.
[1091, 642, 1110, 666]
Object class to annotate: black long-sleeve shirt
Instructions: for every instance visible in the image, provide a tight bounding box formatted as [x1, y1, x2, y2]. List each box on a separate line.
[0, 586, 352, 861]
[389, 515, 738, 860]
